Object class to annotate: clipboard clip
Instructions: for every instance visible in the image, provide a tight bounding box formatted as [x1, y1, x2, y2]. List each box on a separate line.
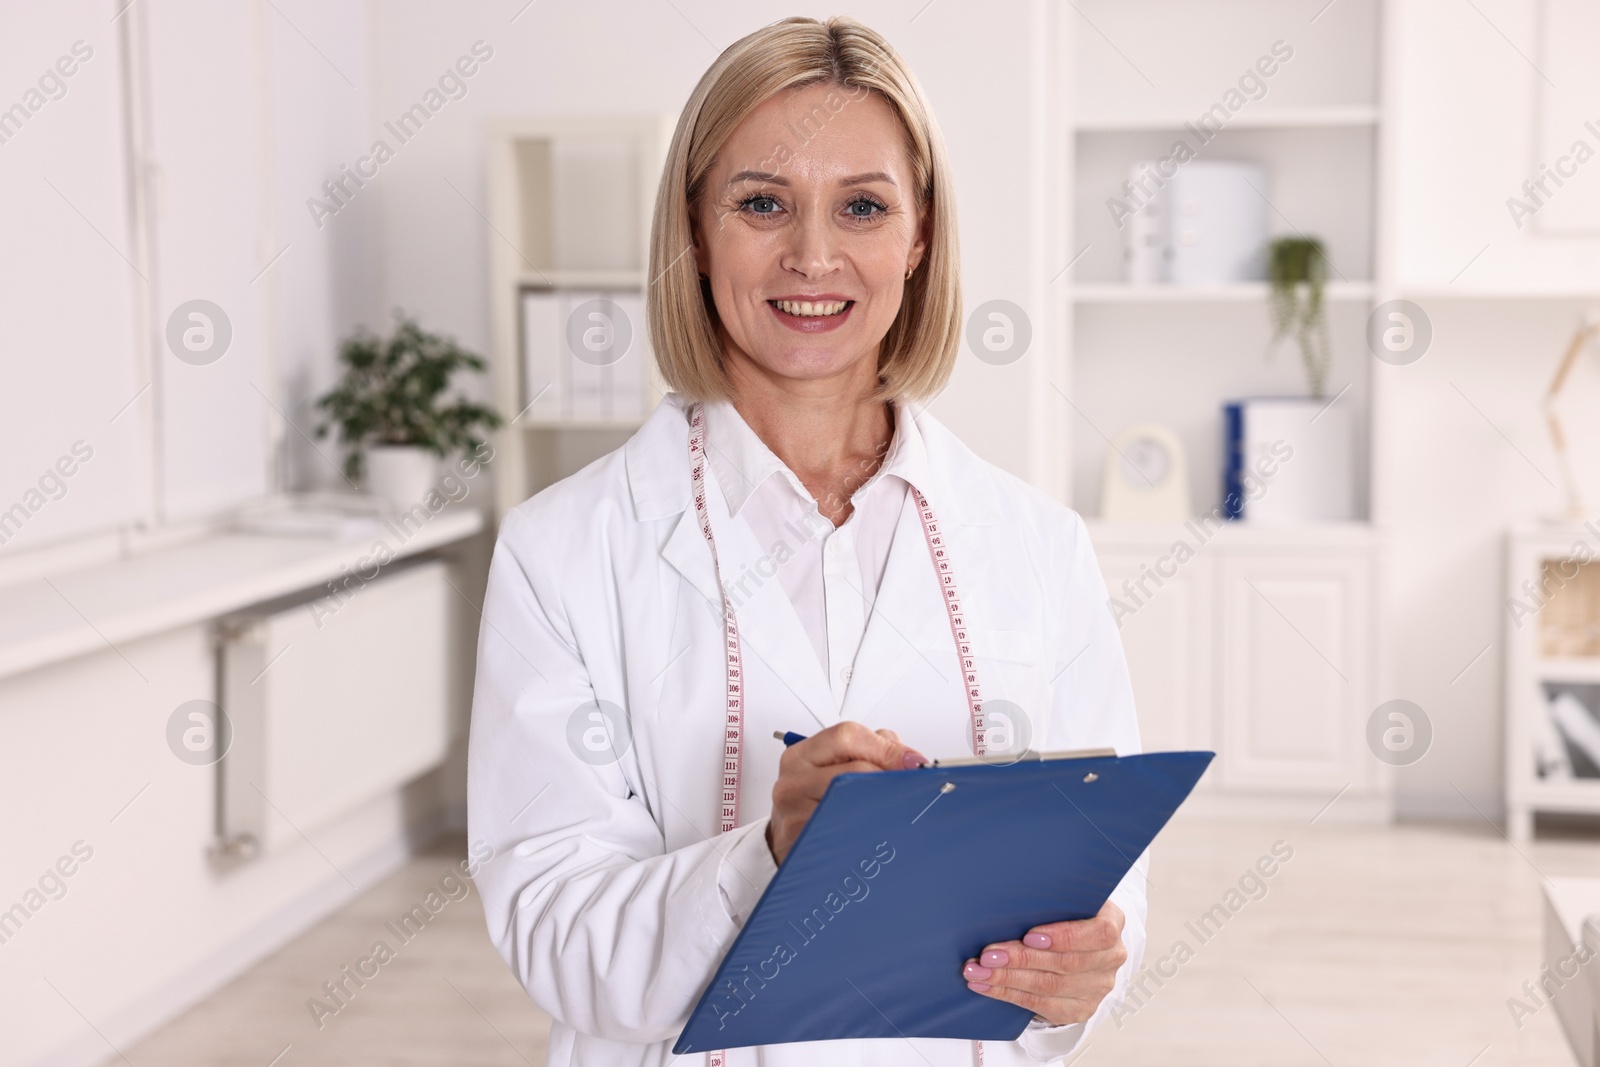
[930, 745, 1117, 768]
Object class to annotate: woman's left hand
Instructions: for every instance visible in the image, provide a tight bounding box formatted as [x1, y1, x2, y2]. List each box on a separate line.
[960, 900, 1127, 1026]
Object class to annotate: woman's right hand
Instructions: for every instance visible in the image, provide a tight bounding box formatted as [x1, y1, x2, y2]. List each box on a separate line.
[765, 722, 929, 865]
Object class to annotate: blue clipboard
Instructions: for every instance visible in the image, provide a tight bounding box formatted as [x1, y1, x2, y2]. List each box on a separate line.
[673, 749, 1215, 1054]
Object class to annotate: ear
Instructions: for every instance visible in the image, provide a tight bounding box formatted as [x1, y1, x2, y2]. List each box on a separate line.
[906, 200, 930, 276]
[689, 200, 709, 278]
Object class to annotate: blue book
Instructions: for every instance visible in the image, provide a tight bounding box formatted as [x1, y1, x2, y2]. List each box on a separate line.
[673, 749, 1215, 1053]
[1223, 401, 1245, 520]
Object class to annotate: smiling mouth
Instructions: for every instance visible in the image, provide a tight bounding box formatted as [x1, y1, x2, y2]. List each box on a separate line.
[769, 299, 853, 317]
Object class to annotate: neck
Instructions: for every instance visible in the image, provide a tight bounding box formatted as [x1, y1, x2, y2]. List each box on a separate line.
[721, 349, 895, 523]
[732, 388, 893, 482]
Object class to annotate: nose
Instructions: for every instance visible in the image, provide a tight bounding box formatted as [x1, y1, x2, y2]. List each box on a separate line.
[780, 202, 841, 279]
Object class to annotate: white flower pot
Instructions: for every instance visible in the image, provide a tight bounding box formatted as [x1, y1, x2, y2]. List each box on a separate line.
[363, 445, 439, 514]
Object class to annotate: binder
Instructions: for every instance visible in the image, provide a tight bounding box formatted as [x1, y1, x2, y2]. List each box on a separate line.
[673, 748, 1215, 1054]
[1222, 398, 1354, 522]
[1224, 401, 1246, 520]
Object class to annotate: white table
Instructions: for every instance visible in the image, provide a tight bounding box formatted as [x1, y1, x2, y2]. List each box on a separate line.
[1544, 877, 1600, 1065]
[0, 502, 483, 682]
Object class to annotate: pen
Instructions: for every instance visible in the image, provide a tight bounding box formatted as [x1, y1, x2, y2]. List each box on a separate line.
[773, 729, 937, 767]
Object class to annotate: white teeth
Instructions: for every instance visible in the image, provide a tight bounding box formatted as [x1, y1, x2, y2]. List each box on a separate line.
[773, 299, 849, 317]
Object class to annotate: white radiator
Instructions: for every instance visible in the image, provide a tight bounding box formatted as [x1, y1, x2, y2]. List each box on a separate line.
[216, 559, 453, 858]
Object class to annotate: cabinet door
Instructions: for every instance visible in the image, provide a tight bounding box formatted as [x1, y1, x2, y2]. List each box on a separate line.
[1096, 552, 1214, 770]
[1218, 552, 1371, 791]
[1388, 0, 1600, 289]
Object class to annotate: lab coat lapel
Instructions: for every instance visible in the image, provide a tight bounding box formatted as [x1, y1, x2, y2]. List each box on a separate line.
[645, 393, 1005, 737]
[714, 497, 839, 730]
[837, 492, 993, 725]
[659, 508, 721, 612]
[658, 469, 838, 732]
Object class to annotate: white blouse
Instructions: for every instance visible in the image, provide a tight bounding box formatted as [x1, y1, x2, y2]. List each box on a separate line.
[701, 397, 918, 711]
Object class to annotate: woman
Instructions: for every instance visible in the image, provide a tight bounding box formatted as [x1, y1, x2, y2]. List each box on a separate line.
[468, 15, 1146, 1067]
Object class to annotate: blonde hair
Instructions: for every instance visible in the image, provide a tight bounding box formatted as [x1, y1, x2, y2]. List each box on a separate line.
[647, 15, 962, 403]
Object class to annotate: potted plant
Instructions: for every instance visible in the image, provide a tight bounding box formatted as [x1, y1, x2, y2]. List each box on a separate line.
[314, 313, 502, 512]
[1232, 236, 1353, 523]
[1266, 236, 1332, 399]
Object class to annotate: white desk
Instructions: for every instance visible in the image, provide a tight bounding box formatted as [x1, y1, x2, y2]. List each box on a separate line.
[1544, 876, 1600, 1066]
[0, 505, 483, 682]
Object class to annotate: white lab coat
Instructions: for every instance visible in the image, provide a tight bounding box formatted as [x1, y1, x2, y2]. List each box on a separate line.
[467, 392, 1148, 1067]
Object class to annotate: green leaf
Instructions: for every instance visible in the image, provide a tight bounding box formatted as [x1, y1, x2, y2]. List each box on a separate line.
[1264, 236, 1330, 398]
[311, 311, 502, 469]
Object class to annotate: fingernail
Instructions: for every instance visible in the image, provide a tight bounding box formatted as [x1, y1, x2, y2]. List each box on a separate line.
[980, 949, 1008, 968]
[1023, 932, 1052, 949]
[902, 750, 929, 769]
[963, 961, 992, 981]
[967, 981, 992, 993]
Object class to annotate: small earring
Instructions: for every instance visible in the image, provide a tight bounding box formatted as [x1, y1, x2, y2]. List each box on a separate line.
[904, 265, 914, 280]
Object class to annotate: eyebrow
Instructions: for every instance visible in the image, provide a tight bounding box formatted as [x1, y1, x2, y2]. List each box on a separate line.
[725, 170, 898, 188]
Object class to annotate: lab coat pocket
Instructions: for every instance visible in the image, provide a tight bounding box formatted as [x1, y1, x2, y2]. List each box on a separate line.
[969, 628, 1050, 757]
[976, 627, 1038, 665]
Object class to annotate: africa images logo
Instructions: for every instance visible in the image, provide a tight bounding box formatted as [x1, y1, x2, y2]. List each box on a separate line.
[704, 841, 897, 1031]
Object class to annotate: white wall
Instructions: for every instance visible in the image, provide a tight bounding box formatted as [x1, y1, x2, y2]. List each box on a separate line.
[0, 0, 381, 553]
[143, 0, 384, 515]
[263, 0, 384, 494]
[142, 0, 273, 520]
[0, 2, 148, 550]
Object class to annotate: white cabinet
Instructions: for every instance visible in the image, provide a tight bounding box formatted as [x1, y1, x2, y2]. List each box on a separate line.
[1090, 521, 1387, 818]
[1096, 551, 1215, 787]
[1385, 0, 1600, 293]
[1504, 524, 1600, 842]
[1218, 552, 1372, 791]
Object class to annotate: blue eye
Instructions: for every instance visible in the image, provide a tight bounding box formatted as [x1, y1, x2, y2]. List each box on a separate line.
[734, 192, 888, 222]
[739, 194, 781, 215]
[847, 196, 887, 219]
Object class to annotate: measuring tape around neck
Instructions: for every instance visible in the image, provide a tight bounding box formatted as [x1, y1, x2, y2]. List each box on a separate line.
[687, 401, 989, 1067]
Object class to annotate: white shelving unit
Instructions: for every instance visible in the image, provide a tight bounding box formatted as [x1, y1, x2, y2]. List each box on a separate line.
[484, 115, 676, 519]
[1073, 105, 1380, 132]
[1071, 280, 1376, 304]
[1506, 525, 1600, 842]
[1055, 0, 1391, 818]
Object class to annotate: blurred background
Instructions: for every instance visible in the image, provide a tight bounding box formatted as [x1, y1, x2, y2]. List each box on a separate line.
[5, 0, 1600, 1063]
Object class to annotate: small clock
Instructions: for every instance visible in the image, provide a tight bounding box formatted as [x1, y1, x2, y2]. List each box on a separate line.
[1122, 435, 1171, 486]
[1101, 423, 1190, 521]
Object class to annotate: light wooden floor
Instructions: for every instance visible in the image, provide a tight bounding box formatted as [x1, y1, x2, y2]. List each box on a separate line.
[127, 835, 551, 1067]
[129, 818, 1600, 1066]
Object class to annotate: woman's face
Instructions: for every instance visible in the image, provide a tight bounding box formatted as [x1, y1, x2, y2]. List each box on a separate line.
[692, 82, 928, 394]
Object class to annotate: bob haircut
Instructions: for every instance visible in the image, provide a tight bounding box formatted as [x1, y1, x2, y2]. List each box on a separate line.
[647, 15, 962, 404]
